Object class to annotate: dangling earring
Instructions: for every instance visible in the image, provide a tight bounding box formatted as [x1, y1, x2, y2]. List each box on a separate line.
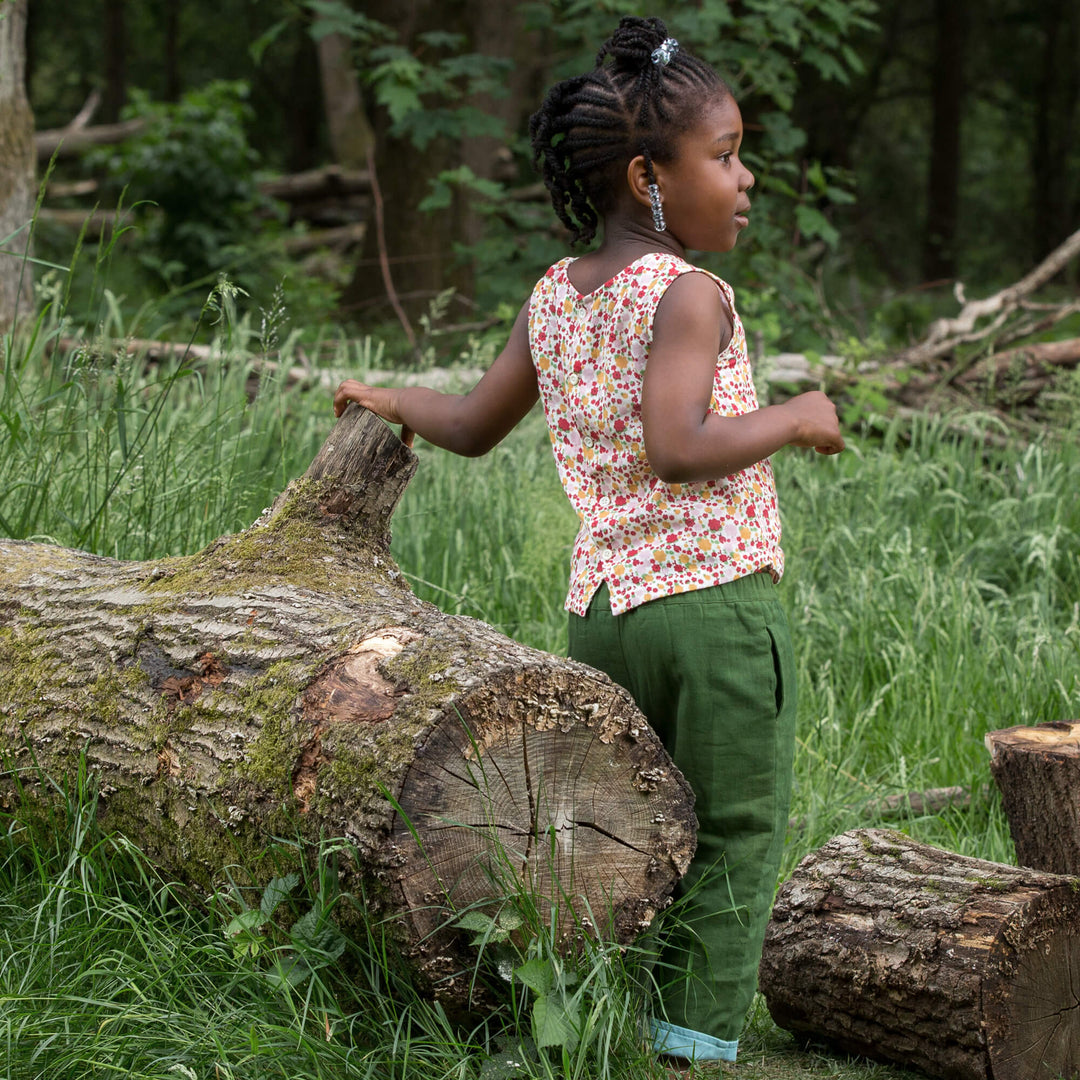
[649, 183, 666, 232]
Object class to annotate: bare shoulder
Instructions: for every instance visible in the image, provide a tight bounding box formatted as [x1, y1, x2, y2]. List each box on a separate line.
[653, 271, 733, 355]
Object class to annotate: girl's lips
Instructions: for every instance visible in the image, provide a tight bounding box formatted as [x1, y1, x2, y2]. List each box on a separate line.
[734, 213, 750, 228]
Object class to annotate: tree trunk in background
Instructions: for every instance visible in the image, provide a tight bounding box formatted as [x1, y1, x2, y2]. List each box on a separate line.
[922, 0, 967, 282]
[102, 0, 127, 122]
[1032, 0, 1080, 266]
[457, 3, 549, 249]
[317, 30, 373, 171]
[760, 829, 1080, 1080]
[339, 0, 546, 325]
[0, 0, 34, 333]
[281, 24, 322, 175]
[0, 405, 696, 1008]
[340, 0, 467, 323]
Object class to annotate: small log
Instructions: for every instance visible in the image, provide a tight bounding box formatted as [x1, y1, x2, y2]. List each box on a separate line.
[986, 721, 1080, 875]
[259, 165, 371, 202]
[759, 828, 1080, 1080]
[0, 405, 695, 1005]
[35, 118, 147, 161]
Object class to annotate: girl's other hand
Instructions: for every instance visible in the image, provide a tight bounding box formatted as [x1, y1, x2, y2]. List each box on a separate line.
[333, 380, 414, 447]
[780, 391, 844, 455]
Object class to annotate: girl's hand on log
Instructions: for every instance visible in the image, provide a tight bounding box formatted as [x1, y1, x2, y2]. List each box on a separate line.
[334, 380, 414, 447]
[777, 391, 845, 455]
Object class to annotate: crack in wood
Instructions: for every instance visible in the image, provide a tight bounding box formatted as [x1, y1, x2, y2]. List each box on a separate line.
[521, 718, 536, 877]
[573, 818, 652, 858]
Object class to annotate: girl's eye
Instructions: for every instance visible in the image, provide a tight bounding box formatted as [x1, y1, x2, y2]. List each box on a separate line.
[719, 153, 733, 165]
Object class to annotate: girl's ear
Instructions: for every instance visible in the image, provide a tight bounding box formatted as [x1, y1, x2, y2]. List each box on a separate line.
[626, 154, 656, 211]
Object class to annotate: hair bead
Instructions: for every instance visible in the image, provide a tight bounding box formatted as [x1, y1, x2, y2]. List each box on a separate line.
[651, 38, 679, 66]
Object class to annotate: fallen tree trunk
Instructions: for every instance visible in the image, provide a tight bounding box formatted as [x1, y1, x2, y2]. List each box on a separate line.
[0, 405, 695, 1005]
[759, 828, 1080, 1080]
[987, 720, 1080, 875]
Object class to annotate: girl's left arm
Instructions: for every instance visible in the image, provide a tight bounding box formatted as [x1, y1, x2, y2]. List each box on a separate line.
[333, 302, 539, 456]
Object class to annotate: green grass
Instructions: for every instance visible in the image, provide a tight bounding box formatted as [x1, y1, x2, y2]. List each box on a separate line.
[3, 285, 1080, 1077]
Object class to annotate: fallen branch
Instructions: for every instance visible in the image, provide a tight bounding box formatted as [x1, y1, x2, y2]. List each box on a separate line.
[895, 227, 1080, 368]
[281, 222, 365, 256]
[953, 336, 1080, 389]
[260, 165, 371, 202]
[788, 783, 983, 832]
[35, 118, 147, 161]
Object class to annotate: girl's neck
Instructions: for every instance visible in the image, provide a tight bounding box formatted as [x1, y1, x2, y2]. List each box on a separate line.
[565, 218, 687, 296]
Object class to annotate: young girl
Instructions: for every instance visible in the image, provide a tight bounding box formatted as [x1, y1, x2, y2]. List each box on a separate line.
[335, 15, 843, 1070]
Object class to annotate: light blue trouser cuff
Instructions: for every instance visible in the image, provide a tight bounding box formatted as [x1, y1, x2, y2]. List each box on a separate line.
[651, 1019, 738, 1062]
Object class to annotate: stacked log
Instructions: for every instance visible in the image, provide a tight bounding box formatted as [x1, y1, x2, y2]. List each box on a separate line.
[759, 828, 1080, 1080]
[0, 405, 696, 1005]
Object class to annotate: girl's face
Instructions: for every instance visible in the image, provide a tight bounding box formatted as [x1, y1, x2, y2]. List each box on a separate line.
[655, 94, 755, 254]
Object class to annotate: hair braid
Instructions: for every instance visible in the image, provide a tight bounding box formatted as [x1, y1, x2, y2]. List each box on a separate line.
[529, 16, 730, 244]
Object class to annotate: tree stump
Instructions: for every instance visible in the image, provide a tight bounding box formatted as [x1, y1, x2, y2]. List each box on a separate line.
[986, 720, 1080, 875]
[0, 405, 696, 1004]
[759, 828, 1080, 1080]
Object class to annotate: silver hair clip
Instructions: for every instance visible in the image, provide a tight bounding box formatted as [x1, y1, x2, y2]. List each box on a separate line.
[651, 38, 679, 66]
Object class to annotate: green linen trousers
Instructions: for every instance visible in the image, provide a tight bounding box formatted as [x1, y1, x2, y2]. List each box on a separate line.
[568, 572, 796, 1058]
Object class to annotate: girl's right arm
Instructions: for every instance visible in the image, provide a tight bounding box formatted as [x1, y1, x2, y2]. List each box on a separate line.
[641, 273, 844, 483]
[333, 302, 539, 456]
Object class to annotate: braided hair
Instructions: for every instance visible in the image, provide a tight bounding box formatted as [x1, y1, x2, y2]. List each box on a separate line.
[529, 16, 730, 245]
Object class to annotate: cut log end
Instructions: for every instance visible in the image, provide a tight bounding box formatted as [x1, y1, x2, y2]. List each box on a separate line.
[984, 910, 1080, 1080]
[987, 720, 1080, 875]
[388, 663, 696, 986]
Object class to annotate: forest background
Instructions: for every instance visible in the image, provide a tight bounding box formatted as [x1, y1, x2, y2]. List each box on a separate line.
[2, 1, 1080, 1078]
[25, 0, 1080, 349]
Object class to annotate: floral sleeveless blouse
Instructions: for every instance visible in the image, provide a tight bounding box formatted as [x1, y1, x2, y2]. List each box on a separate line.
[527, 252, 784, 616]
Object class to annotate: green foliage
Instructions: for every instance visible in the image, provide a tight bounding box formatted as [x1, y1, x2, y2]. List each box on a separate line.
[88, 81, 279, 287]
[368, 34, 512, 148]
[262, 2, 513, 153]
[220, 849, 350, 998]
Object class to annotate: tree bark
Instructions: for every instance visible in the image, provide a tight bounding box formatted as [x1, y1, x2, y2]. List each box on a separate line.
[0, 405, 695, 1006]
[0, 0, 34, 333]
[759, 828, 1080, 1080]
[986, 721, 1080, 876]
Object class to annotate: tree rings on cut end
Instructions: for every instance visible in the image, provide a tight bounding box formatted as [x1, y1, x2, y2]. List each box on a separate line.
[387, 666, 696, 983]
[983, 893, 1080, 1080]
